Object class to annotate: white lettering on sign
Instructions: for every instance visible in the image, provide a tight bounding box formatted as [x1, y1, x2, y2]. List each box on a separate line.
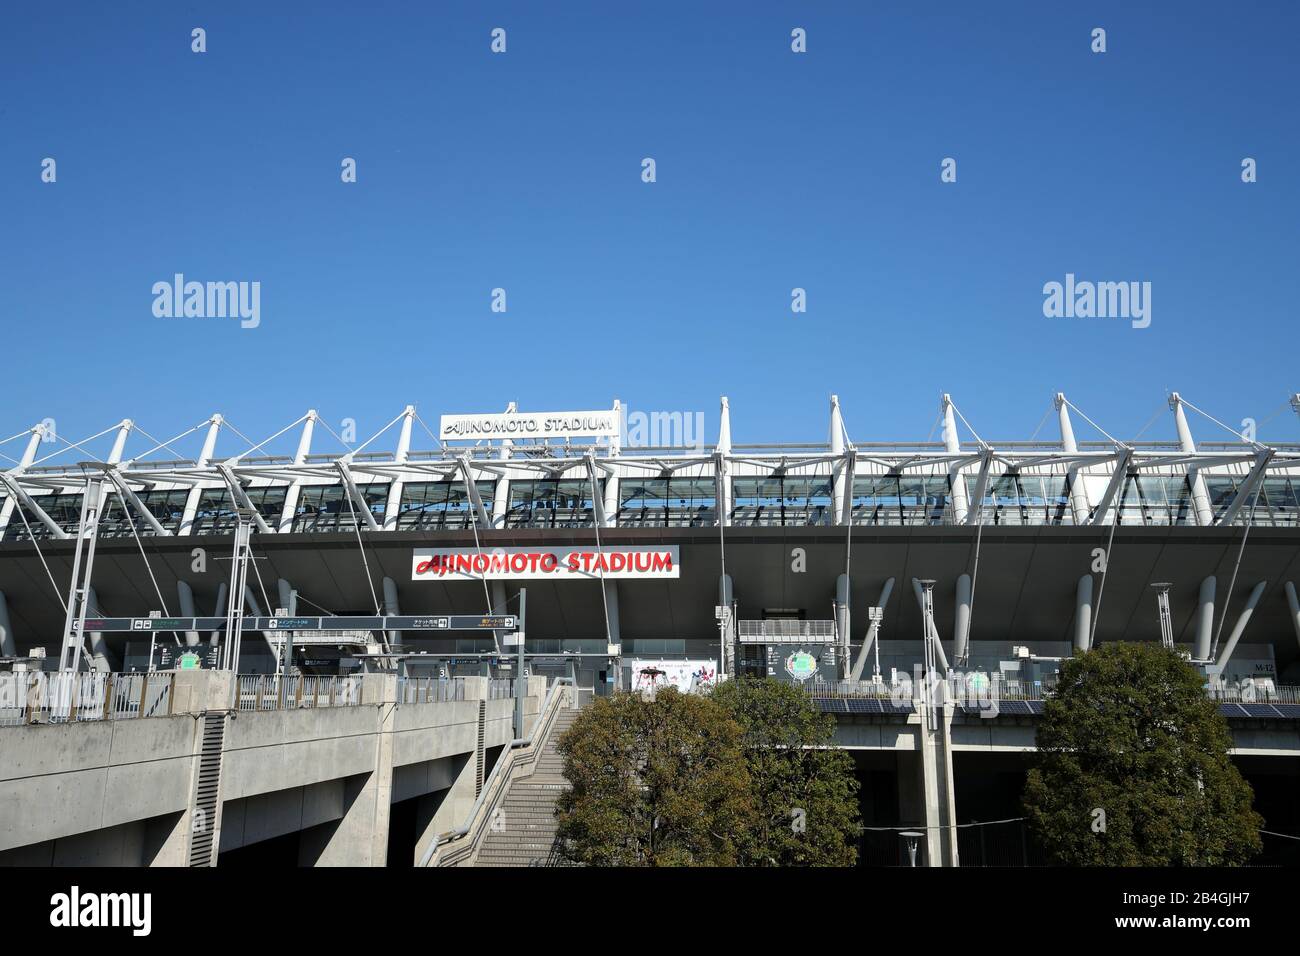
[438, 410, 619, 441]
[412, 546, 680, 581]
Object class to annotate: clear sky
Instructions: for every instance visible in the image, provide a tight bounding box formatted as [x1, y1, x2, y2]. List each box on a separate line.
[2, 1, 1297, 461]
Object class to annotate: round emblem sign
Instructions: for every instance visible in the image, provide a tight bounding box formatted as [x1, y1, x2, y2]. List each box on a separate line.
[784, 650, 818, 682]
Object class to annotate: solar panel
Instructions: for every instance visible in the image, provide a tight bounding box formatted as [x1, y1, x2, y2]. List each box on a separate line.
[1026, 701, 1046, 716]
[996, 700, 1035, 717]
[1218, 703, 1249, 718]
[1241, 703, 1282, 719]
[1270, 704, 1300, 719]
[844, 698, 882, 715]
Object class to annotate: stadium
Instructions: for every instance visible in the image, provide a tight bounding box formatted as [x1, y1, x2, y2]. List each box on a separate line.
[1, 392, 1298, 867]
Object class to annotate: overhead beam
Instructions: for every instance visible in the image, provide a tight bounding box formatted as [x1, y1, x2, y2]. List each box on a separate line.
[1217, 449, 1274, 525]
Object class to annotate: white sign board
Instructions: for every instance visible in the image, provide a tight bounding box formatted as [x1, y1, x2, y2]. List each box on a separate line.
[413, 546, 680, 581]
[627, 659, 718, 693]
[439, 409, 619, 442]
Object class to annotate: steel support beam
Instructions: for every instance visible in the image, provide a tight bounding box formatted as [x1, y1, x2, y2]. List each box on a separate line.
[1218, 449, 1274, 526]
[1089, 448, 1133, 525]
[1215, 581, 1268, 673]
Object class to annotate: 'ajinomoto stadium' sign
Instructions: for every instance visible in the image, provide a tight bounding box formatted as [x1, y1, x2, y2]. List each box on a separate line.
[412, 546, 680, 581]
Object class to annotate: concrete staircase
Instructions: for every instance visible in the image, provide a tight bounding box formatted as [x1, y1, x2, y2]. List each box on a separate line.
[475, 706, 580, 867]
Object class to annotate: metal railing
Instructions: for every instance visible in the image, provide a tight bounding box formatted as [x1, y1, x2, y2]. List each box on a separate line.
[397, 676, 467, 704]
[1209, 683, 1300, 704]
[232, 674, 363, 712]
[0, 671, 174, 726]
[422, 677, 574, 867]
[738, 619, 836, 642]
[487, 678, 517, 700]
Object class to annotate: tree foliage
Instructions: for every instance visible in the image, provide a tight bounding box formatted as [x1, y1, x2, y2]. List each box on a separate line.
[555, 679, 861, 867]
[554, 688, 753, 866]
[1023, 642, 1262, 866]
[711, 677, 862, 866]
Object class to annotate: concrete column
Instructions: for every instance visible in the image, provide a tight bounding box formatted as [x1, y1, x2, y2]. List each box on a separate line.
[916, 707, 959, 866]
[86, 587, 115, 672]
[0, 590, 14, 657]
[835, 573, 851, 677]
[942, 395, 969, 523]
[953, 573, 972, 663]
[1216, 581, 1268, 672]
[1074, 574, 1093, 652]
[179, 415, 223, 536]
[1171, 394, 1214, 526]
[1286, 582, 1300, 653]
[177, 580, 201, 646]
[209, 581, 227, 650]
[1194, 576, 1216, 661]
[413, 753, 476, 865]
[300, 673, 397, 866]
[382, 576, 401, 647]
[602, 580, 621, 646]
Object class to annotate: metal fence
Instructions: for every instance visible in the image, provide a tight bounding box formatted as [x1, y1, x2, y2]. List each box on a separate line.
[232, 674, 363, 712]
[1210, 683, 1300, 704]
[0, 671, 174, 726]
[487, 678, 517, 700]
[397, 676, 467, 704]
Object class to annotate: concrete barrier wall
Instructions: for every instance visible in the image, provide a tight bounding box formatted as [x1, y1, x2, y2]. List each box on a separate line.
[0, 716, 196, 852]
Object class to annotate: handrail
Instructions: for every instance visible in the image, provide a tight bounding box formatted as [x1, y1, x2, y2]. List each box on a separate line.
[419, 676, 574, 867]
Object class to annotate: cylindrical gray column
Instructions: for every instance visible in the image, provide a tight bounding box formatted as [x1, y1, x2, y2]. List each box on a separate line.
[602, 580, 621, 645]
[86, 587, 115, 672]
[177, 580, 200, 646]
[1074, 574, 1093, 652]
[210, 581, 228, 649]
[1194, 576, 1216, 661]
[953, 574, 972, 663]
[381, 576, 399, 647]
[1287, 582, 1300, 652]
[836, 573, 851, 676]
[1216, 581, 1269, 672]
[0, 590, 15, 658]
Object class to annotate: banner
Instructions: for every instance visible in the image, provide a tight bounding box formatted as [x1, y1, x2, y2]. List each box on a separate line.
[412, 546, 680, 581]
[627, 659, 717, 693]
[439, 409, 619, 441]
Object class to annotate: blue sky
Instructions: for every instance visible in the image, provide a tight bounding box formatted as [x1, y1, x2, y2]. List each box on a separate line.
[2, 1, 1297, 460]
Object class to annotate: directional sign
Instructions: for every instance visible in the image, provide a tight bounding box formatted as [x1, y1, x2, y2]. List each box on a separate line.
[79, 615, 518, 633]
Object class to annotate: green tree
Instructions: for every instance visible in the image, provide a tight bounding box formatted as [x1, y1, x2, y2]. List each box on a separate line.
[1023, 642, 1262, 866]
[554, 688, 753, 866]
[711, 677, 862, 866]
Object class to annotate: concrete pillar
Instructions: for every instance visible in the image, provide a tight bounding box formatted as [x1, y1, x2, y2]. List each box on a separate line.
[942, 395, 969, 523]
[835, 573, 851, 676]
[1216, 581, 1268, 673]
[209, 581, 227, 650]
[1171, 394, 1214, 526]
[916, 708, 959, 866]
[1074, 574, 1093, 652]
[300, 673, 397, 866]
[1286, 582, 1300, 653]
[180, 415, 222, 535]
[413, 753, 476, 865]
[953, 573, 972, 663]
[177, 580, 201, 646]
[1194, 576, 1216, 661]
[602, 580, 621, 646]
[0, 590, 14, 657]
[382, 576, 401, 647]
[86, 587, 115, 672]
